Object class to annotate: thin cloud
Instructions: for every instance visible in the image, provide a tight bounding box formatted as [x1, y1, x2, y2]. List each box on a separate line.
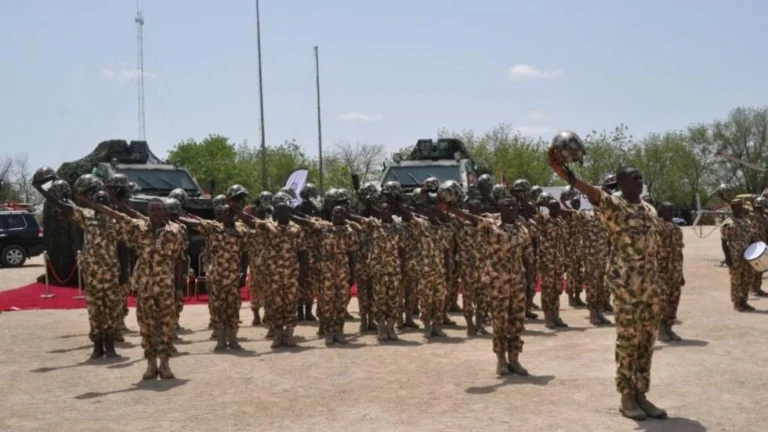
[337, 112, 383, 122]
[101, 68, 156, 80]
[527, 110, 549, 121]
[516, 125, 557, 137]
[509, 64, 563, 81]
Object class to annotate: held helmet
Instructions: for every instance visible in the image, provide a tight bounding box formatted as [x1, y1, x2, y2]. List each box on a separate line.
[560, 185, 579, 201]
[551, 130, 586, 165]
[716, 183, 732, 201]
[300, 183, 319, 200]
[33, 166, 58, 185]
[410, 187, 425, 205]
[168, 188, 188, 205]
[49, 180, 72, 200]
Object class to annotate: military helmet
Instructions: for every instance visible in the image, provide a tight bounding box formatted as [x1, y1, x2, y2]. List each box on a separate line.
[551, 130, 586, 164]
[106, 173, 130, 189]
[324, 188, 339, 204]
[537, 192, 554, 206]
[273, 191, 292, 206]
[381, 181, 402, 197]
[258, 191, 274, 207]
[49, 180, 71, 200]
[560, 185, 579, 201]
[410, 187, 424, 205]
[168, 188, 188, 205]
[511, 179, 531, 193]
[278, 187, 297, 199]
[212, 194, 227, 207]
[164, 197, 182, 216]
[491, 183, 509, 201]
[529, 185, 543, 201]
[755, 196, 768, 209]
[33, 166, 58, 185]
[602, 174, 618, 188]
[93, 190, 111, 205]
[227, 184, 249, 200]
[74, 174, 102, 197]
[127, 182, 141, 196]
[358, 181, 380, 201]
[422, 177, 440, 193]
[335, 188, 351, 203]
[437, 180, 465, 207]
[300, 183, 319, 200]
[477, 174, 494, 190]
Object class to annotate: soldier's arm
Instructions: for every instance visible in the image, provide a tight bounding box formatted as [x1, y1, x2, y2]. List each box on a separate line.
[32, 182, 76, 216]
[86, 200, 129, 221]
[547, 147, 601, 205]
[444, 205, 481, 226]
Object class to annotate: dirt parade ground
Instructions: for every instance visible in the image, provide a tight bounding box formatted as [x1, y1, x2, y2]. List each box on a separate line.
[1, 227, 768, 432]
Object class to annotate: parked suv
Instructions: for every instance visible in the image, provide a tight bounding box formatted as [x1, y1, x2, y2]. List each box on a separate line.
[0, 210, 45, 267]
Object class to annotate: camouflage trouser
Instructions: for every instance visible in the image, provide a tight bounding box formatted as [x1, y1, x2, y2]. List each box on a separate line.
[373, 269, 401, 322]
[461, 270, 486, 320]
[172, 267, 187, 329]
[539, 261, 562, 313]
[490, 273, 526, 356]
[299, 255, 319, 305]
[730, 262, 752, 304]
[120, 282, 130, 318]
[444, 257, 460, 314]
[357, 277, 374, 318]
[320, 267, 350, 334]
[135, 290, 175, 358]
[264, 275, 299, 329]
[661, 282, 682, 326]
[565, 254, 585, 296]
[248, 261, 262, 314]
[210, 278, 242, 333]
[401, 263, 418, 318]
[419, 267, 446, 326]
[585, 257, 607, 311]
[84, 274, 120, 342]
[750, 269, 763, 294]
[614, 300, 660, 394]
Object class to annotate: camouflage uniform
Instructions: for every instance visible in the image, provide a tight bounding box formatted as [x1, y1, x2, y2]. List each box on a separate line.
[521, 216, 539, 312]
[196, 220, 248, 336]
[583, 211, 609, 312]
[400, 221, 420, 322]
[563, 214, 586, 299]
[361, 218, 403, 324]
[478, 217, 530, 358]
[409, 218, 449, 329]
[456, 221, 489, 325]
[443, 219, 462, 317]
[117, 216, 184, 359]
[72, 207, 122, 343]
[721, 218, 753, 306]
[594, 190, 663, 395]
[312, 220, 358, 336]
[535, 214, 566, 314]
[263, 222, 306, 332]
[660, 221, 684, 326]
[172, 222, 189, 332]
[350, 221, 374, 328]
[746, 211, 768, 295]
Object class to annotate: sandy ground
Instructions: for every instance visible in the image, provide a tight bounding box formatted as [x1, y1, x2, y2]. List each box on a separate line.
[1, 228, 767, 432]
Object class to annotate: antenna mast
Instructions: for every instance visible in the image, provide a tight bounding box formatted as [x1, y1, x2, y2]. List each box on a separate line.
[135, 1, 146, 141]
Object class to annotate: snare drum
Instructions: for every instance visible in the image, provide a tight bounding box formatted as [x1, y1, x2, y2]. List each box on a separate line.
[744, 241, 768, 272]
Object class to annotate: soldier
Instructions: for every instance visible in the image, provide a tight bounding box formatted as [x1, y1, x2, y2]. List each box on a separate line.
[248, 190, 274, 326]
[334, 188, 358, 322]
[164, 197, 189, 348]
[600, 174, 618, 313]
[536, 198, 568, 329]
[104, 174, 134, 340]
[549, 142, 668, 420]
[475, 174, 497, 212]
[560, 187, 587, 308]
[445, 192, 530, 376]
[721, 199, 757, 312]
[87, 196, 184, 380]
[351, 182, 380, 332]
[33, 173, 122, 360]
[747, 198, 768, 297]
[296, 183, 321, 322]
[657, 202, 685, 341]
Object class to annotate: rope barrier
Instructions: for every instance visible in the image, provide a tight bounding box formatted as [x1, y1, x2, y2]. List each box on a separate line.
[44, 253, 79, 285]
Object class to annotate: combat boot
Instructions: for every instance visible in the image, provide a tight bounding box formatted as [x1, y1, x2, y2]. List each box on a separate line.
[395, 313, 404, 330]
[366, 314, 378, 331]
[603, 301, 614, 313]
[324, 331, 335, 346]
[266, 326, 275, 338]
[333, 331, 348, 345]
[553, 310, 569, 328]
[574, 293, 586, 307]
[544, 311, 556, 329]
[667, 325, 682, 341]
[442, 314, 457, 326]
[305, 302, 317, 321]
[474, 314, 489, 335]
[89, 339, 105, 360]
[359, 313, 369, 333]
[344, 311, 355, 320]
[142, 356, 159, 380]
[404, 315, 420, 329]
[210, 329, 218, 340]
[377, 319, 388, 342]
[158, 354, 175, 380]
[449, 302, 462, 313]
[568, 292, 577, 307]
[386, 319, 399, 341]
[589, 309, 602, 326]
[114, 331, 125, 343]
[214, 329, 227, 351]
[252, 311, 261, 326]
[465, 315, 476, 336]
[525, 310, 539, 320]
[657, 323, 672, 342]
[283, 327, 298, 347]
[496, 352, 509, 376]
[297, 305, 305, 322]
[507, 353, 529, 376]
[753, 287, 768, 297]
[431, 324, 447, 338]
[270, 327, 284, 349]
[423, 322, 433, 340]
[620, 392, 647, 420]
[636, 392, 667, 419]
[743, 302, 756, 311]
[119, 318, 129, 332]
[227, 329, 243, 350]
[104, 337, 118, 358]
[597, 310, 612, 325]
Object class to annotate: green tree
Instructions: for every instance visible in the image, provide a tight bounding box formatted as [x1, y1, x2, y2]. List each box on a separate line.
[167, 134, 242, 195]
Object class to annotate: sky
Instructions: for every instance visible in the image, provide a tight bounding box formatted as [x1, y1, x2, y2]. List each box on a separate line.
[2, 0, 767, 175]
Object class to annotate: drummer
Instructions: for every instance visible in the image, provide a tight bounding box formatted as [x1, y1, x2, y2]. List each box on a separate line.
[721, 199, 758, 312]
[747, 197, 768, 297]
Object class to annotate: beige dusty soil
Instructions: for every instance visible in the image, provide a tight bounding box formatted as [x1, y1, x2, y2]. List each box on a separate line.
[1, 228, 768, 431]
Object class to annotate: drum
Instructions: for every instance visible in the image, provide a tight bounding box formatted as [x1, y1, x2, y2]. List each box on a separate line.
[744, 241, 768, 272]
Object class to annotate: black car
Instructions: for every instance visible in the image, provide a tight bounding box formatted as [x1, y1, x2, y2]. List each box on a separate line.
[0, 210, 45, 267]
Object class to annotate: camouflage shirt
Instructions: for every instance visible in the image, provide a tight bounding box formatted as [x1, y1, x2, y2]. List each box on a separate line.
[721, 217, 752, 265]
[534, 214, 566, 270]
[196, 220, 249, 285]
[359, 218, 403, 276]
[71, 207, 123, 279]
[477, 217, 530, 279]
[309, 220, 358, 270]
[409, 218, 446, 272]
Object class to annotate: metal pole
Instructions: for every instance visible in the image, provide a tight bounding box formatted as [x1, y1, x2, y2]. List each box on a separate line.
[40, 252, 56, 299]
[315, 46, 324, 193]
[73, 250, 85, 300]
[256, 0, 268, 191]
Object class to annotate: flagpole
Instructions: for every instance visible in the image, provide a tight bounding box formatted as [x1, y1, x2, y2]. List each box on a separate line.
[256, 0, 268, 191]
[314, 46, 324, 193]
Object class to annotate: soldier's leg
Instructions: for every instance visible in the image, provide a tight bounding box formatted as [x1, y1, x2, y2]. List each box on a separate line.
[249, 276, 261, 326]
[282, 279, 300, 346]
[320, 277, 335, 344]
[431, 271, 449, 336]
[304, 262, 320, 321]
[475, 280, 490, 334]
[385, 272, 400, 340]
[224, 282, 243, 349]
[665, 283, 682, 340]
[418, 275, 434, 338]
[333, 276, 350, 344]
[102, 282, 120, 357]
[137, 296, 159, 380]
[85, 276, 106, 359]
[155, 290, 177, 379]
[731, 264, 751, 310]
[357, 278, 372, 332]
[372, 276, 388, 341]
[614, 302, 648, 420]
[540, 263, 558, 328]
[634, 301, 667, 418]
[490, 282, 510, 375]
[462, 274, 476, 335]
[402, 269, 420, 328]
[507, 280, 528, 375]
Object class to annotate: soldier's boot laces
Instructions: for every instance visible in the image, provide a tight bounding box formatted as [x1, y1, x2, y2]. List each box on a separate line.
[270, 327, 284, 349]
[297, 305, 305, 322]
[544, 311, 557, 329]
[142, 356, 159, 380]
[667, 325, 682, 341]
[104, 337, 118, 358]
[90, 340, 105, 360]
[589, 309, 602, 326]
[431, 324, 447, 338]
[574, 293, 587, 307]
[507, 354, 529, 376]
[158, 354, 175, 380]
[227, 329, 243, 350]
[475, 314, 489, 335]
[283, 327, 298, 347]
[214, 330, 228, 351]
[465, 315, 476, 336]
[305, 302, 317, 321]
[496, 353, 509, 376]
[386, 318, 399, 341]
[333, 331, 348, 345]
[553, 311, 569, 328]
[636, 392, 668, 419]
[657, 323, 672, 342]
[252, 311, 261, 326]
[377, 319, 389, 342]
[620, 392, 647, 421]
